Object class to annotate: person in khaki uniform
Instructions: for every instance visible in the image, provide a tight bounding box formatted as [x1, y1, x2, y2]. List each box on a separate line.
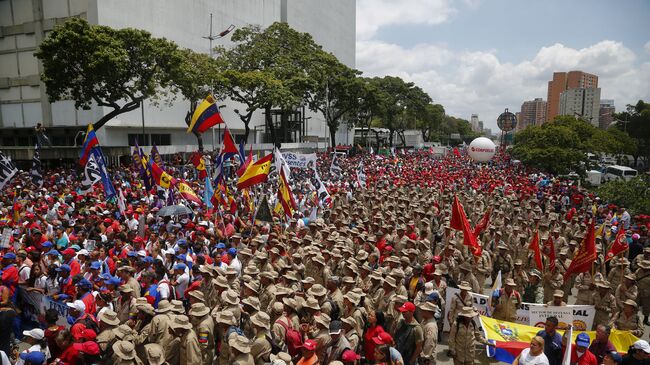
[546, 290, 567, 306]
[590, 281, 618, 330]
[115, 285, 138, 325]
[229, 334, 255, 365]
[249, 312, 272, 365]
[614, 273, 638, 310]
[634, 260, 650, 325]
[214, 310, 240, 365]
[543, 269, 565, 303]
[607, 259, 631, 291]
[341, 316, 361, 352]
[512, 260, 529, 294]
[448, 307, 490, 365]
[112, 340, 143, 365]
[448, 281, 474, 324]
[168, 315, 202, 365]
[609, 300, 644, 337]
[476, 249, 492, 290]
[258, 271, 277, 311]
[419, 301, 439, 365]
[146, 300, 176, 364]
[142, 343, 167, 365]
[574, 270, 604, 305]
[491, 278, 522, 322]
[96, 309, 120, 352]
[188, 302, 215, 365]
[458, 262, 480, 294]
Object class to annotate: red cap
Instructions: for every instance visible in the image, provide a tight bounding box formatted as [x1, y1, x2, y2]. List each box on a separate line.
[372, 331, 393, 345]
[342, 350, 361, 361]
[62, 248, 76, 256]
[73, 341, 100, 355]
[398, 302, 416, 313]
[103, 218, 112, 224]
[301, 339, 317, 351]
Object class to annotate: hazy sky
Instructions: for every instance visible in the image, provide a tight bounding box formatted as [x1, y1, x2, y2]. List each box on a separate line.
[355, 0, 650, 130]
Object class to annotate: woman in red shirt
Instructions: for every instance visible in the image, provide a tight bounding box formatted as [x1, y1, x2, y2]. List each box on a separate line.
[363, 310, 386, 362]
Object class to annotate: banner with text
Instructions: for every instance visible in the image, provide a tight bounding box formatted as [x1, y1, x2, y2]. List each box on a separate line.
[443, 287, 594, 331]
[281, 152, 317, 170]
[18, 286, 69, 327]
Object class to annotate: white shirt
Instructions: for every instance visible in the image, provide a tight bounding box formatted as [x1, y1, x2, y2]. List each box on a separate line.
[15, 344, 50, 365]
[229, 256, 242, 277]
[175, 272, 189, 298]
[518, 348, 549, 365]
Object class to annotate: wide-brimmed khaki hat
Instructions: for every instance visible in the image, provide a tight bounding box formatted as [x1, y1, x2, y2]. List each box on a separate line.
[242, 296, 261, 311]
[383, 276, 397, 288]
[623, 299, 638, 308]
[553, 289, 564, 297]
[171, 300, 185, 314]
[270, 352, 292, 364]
[144, 343, 165, 365]
[113, 341, 137, 360]
[419, 301, 439, 312]
[315, 313, 331, 327]
[638, 260, 650, 269]
[214, 310, 238, 326]
[459, 306, 479, 318]
[344, 292, 361, 306]
[282, 297, 299, 310]
[303, 297, 321, 311]
[458, 281, 472, 291]
[222, 289, 240, 305]
[229, 334, 252, 353]
[189, 302, 210, 317]
[251, 311, 271, 329]
[341, 316, 357, 328]
[459, 262, 472, 271]
[189, 290, 205, 303]
[505, 278, 516, 286]
[137, 303, 155, 316]
[155, 300, 172, 313]
[308, 284, 327, 297]
[100, 309, 120, 326]
[596, 281, 611, 289]
[169, 315, 192, 330]
[114, 325, 135, 340]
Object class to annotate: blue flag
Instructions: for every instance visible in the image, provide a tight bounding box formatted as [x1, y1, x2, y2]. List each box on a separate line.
[203, 169, 214, 209]
[213, 154, 223, 185]
[91, 148, 117, 199]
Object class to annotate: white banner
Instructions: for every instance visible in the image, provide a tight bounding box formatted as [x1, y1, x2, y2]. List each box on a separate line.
[281, 152, 317, 169]
[443, 287, 595, 331]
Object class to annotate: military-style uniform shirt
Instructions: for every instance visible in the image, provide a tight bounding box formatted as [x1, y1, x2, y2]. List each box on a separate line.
[179, 329, 202, 365]
[448, 292, 473, 324]
[448, 319, 487, 364]
[609, 311, 644, 337]
[231, 353, 255, 365]
[607, 267, 631, 291]
[250, 332, 272, 365]
[522, 283, 544, 304]
[574, 272, 604, 305]
[492, 289, 522, 323]
[421, 317, 439, 362]
[614, 284, 638, 309]
[590, 292, 617, 330]
[195, 315, 215, 365]
[115, 296, 137, 324]
[512, 270, 529, 295]
[96, 326, 117, 352]
[636, 268, 650, 314]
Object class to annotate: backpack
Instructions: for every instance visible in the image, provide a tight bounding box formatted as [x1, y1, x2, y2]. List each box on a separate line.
[327, 299, 341, 321]
[226, 325, 244, 338]
[275, 317, 303, 357]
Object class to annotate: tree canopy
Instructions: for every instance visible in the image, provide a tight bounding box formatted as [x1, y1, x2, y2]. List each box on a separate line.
[35, 18, 182, 131]
[613, 100, 650, 166]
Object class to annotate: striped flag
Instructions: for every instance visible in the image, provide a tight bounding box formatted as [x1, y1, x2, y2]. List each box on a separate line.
[30, 145, 43, 188]
[79, 154, 102, 195]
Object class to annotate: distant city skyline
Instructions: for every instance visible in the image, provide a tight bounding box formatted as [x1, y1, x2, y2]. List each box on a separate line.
[355, 0, 650, 130]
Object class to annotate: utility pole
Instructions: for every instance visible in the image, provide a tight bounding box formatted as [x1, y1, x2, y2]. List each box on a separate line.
[202, 14, 235, 152]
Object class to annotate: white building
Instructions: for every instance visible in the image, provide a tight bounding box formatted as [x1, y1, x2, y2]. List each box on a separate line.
[0, 0, 356, 158]
[470, 114, 479, 132]
[558, 87, 601, 128]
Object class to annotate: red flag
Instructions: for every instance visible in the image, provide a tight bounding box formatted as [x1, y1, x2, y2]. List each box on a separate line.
[190, 152, 207, 179]
[472, 207, 492, 237]
[564, 219, 597, 280]
[605, 228, 628, 262]
[221, 128, 239, 156]
[453, 147, 461, 158]
[450, 195, 482, 256]
[542, 235, 556, 272]
[236, 147, 253, 177]
[528, 231, 543, 271]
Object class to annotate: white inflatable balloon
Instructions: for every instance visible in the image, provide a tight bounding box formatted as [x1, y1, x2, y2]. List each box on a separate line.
[468, 137, 496, 162]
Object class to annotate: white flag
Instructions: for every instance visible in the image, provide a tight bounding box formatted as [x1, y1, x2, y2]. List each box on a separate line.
[118, 188, 127, 216]
[561, 325, 573, 365]
[0, 152, 18, 190]
[79, 154, 101, 195]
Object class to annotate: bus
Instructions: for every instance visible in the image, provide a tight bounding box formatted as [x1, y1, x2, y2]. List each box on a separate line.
[603, 165, 638, 182]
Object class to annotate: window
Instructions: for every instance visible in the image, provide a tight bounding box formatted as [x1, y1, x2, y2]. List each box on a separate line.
[128, 134, 149, 146]
[150, 134, 171, 146]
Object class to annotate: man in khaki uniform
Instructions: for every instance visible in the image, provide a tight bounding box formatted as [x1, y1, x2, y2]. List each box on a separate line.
[573, 270, 604, 305]
[229, 334, 255, 365]
[419, 302, 439, 365]
[146, 300, 176, 364]
[590, 281, 618, 330]
[96, 309, 120, 352]
[491, 279, 522, 322]
[609, 300, 644, 337]
[546, 290, 567, 306]
[188, 303, 215, 365]
[635, 260, 650, 324]
[614, 273, 638, 309]
[115, 285, 137, 325]
[458, 262, 480, 294]
[169, 315, 202, 365]
[448, 281, 473, 324]
[512, 260, 529, 294]
[448, 307, 489, 365]
[250, 312, 272, 365]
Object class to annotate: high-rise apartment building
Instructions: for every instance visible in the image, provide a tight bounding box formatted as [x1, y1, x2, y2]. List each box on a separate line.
[518, 98, 547, 131]
[470, 114, 480, 132]
[546, 71, 598, 122]
[559, 88, 601, 128]
[599, 99, 615, 129]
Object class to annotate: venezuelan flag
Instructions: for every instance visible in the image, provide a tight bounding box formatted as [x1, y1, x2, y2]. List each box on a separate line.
[480, 316, 638, 364]
[237, 153, 272, 190]
[187, 95, 224, 134]
[79, 124, 99, 166]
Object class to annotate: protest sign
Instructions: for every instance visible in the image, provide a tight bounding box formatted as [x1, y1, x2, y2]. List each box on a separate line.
[281, 152, 317, 169]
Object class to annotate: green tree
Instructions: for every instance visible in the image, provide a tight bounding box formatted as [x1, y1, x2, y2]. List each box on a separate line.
[35, 18, 182, 131]
[214, 22, 330, 145]
[416, 104, 445, 142]
[614, 100, 650, 167]
[370, 76, 432, 147]
[596, 176, 650, 215]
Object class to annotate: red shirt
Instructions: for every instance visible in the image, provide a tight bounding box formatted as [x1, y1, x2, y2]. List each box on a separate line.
[80, 292, 96, 315]
[67, 259, 81, 278]
[45, 325, 65, 359]
[58, 344, 81, 365]
[1, 264, 19, 295]
[363, 325, 385, 361]
[569, 348, 598, 365]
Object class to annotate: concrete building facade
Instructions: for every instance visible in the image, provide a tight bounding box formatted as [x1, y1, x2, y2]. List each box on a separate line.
[546, 71, 598, 122]
[470, 114, 479, 132]
[518, 98, 547, 131]
[0, 0, 356, 157]
[599, 99, 615, 130]
[558, 87, 601, 127]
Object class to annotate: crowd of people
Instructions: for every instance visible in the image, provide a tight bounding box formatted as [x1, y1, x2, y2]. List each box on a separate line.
[0, 146, 649, 365]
